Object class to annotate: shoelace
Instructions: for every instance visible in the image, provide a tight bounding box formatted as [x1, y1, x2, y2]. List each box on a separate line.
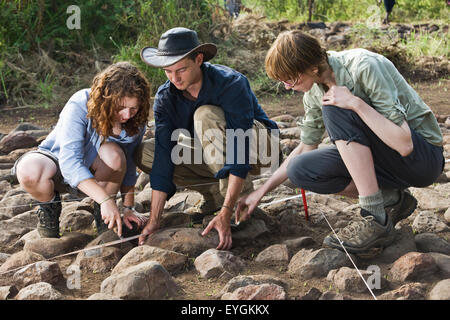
[339, 215, 374, 239]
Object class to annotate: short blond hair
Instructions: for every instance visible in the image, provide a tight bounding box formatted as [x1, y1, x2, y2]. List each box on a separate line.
[265, 30, 329, 82]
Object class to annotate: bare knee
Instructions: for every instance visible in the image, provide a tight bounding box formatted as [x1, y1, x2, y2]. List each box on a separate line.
[97, 142, 126, 173]
[16, 156, 51, 189]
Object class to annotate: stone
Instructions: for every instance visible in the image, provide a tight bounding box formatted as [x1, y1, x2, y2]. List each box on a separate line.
[73, 247, 124, 273]
[0, 211, 38, 251]
[319, 291, 352, 300]
[270, 114, 296, 123]
[299, 287, 322, 300]
[415, 233, 450, 255]
[221, 283, 287, 300]
[373, 226, 417, 264]
[15, 282, 63, 300]
[135, 188, 151, 212]
[288, 248, 352, 279]
[445, 207, 450, 223]
[84, 229, 134, 254]
[87, 293, 122, 300]
[280, 139, 300, 155]
[194, 249, 245, 279]
[112, 245, 188, 275]
[12, 123, 44, 132]
[145, 227, 219, 257]
[412, 211, 449, 234]
[0, 193, 37, 219]
[0, 180, 12, 198]
[135, 173, 150, 192]
[10, 229, 40, 252]
[100, 261, 179, 300]
[61, 202, 93, 217]
[24, 232, 93, 259]
[279, 127, 301, 140]
[378, 283, 427, 300]
[159, 212, 192, 229]
[0, 250, 45, 275]
[428, 279, 450, 300]
[220, 275, 288, 298]
[428, 253, 450, 278]
[283, 237, 315, 256]
[0, 285, 18, 300]
[232, 219, 269, 245]
[0, 148, 34, 163]
[410, 188, 450, 212]
[165, 192, 203, 212]
[0, 252, 10, 265]
[390, 252, 438, 281]
[60, 210, 94, 233]
[255, 244, 289, 264]
[13, 261, 64, 289]
[331, 267, 388, 293]
[0, 131, 38, 154]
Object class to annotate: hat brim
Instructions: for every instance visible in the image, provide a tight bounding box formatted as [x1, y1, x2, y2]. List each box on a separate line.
[140, 43, 217, 68]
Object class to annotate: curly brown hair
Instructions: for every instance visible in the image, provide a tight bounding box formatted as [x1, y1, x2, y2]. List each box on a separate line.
[87, 61, 151, 138]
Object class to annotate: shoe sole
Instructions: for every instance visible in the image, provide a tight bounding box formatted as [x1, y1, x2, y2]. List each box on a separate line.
[323, 231, 396, 255]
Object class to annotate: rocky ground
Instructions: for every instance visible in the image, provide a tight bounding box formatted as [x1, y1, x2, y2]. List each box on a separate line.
[0, 112, 449, 301]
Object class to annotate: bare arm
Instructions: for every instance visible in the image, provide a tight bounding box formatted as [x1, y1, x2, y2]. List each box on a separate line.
[236, 141, 318, 221]
[78, 178, 122, 236]
[322, 86, 413, 157]
[138, 189, 167, 245]
[201, 173, 244, 250]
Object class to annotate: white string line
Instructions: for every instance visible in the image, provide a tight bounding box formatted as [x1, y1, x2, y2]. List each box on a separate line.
[319, 209, 378, 300]
[1, 190, 379, 300]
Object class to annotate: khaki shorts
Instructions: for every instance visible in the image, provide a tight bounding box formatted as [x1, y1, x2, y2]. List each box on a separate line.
[11, 149, 79, 195]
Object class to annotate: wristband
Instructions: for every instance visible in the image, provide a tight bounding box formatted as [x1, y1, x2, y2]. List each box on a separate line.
[99, 194, 115, 205]
[124, 205, 136, 211]
[222, 205, 233, 212]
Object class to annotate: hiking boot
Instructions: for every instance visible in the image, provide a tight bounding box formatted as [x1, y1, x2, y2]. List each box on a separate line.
[36, 191, 62, 238]
[323, 209, 396, 254]
[93, 202, 109, 235]
[385, 189, 417, 226]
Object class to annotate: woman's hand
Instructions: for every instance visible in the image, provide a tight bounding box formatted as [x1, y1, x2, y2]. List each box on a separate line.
[322, 85, 358, 110]
[122, 208, 148, 230]
[138, 219, 160, 245]
[100, 199, 122, 237]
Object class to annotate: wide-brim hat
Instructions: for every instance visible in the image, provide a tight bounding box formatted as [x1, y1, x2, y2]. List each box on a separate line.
[141, 27, 217, 68]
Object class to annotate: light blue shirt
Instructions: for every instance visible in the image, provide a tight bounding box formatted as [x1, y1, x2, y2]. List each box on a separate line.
[39, 89, 145, 188]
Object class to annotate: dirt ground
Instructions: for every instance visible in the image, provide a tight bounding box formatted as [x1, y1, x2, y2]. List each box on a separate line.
[0, 79, 448, 135]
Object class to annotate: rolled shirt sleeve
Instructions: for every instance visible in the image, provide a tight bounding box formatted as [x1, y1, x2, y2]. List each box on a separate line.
[300, 88, 326, 145]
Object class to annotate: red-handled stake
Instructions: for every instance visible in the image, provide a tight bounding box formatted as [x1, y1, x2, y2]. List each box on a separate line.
[301, 188, 309, 221]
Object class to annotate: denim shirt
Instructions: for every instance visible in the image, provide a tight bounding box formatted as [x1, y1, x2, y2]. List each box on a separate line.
[39, 89, 145, 188]
[151, 62, 278, 198]
[300, 49, 443, 147]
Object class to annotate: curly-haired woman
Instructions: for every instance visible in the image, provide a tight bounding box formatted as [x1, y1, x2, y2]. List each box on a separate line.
[236, 31, 444, 255]
[12, 62, 151, 238]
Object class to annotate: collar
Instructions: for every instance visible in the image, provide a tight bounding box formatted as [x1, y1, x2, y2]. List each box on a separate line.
[327, 52, 354, 92]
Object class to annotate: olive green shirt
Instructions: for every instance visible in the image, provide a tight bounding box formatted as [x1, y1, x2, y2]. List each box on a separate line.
[300, 49, 443, 147]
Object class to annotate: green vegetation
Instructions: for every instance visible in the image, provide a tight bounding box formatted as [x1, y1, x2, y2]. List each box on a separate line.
[242, 0, 449, 23]
[0, 0, 448, 108]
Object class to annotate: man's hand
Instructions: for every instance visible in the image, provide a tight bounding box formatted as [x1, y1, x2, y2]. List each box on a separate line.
[201, 213, 232, 250]
[101, 199, 122, 237]
[235, 189, 263, 223]
[138, 220, 160, 245]
[122, 208, 148, 230]
[322, 85, 357, 110]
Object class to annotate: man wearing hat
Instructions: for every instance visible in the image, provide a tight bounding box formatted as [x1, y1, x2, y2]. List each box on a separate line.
[136, 27, 280, 250]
